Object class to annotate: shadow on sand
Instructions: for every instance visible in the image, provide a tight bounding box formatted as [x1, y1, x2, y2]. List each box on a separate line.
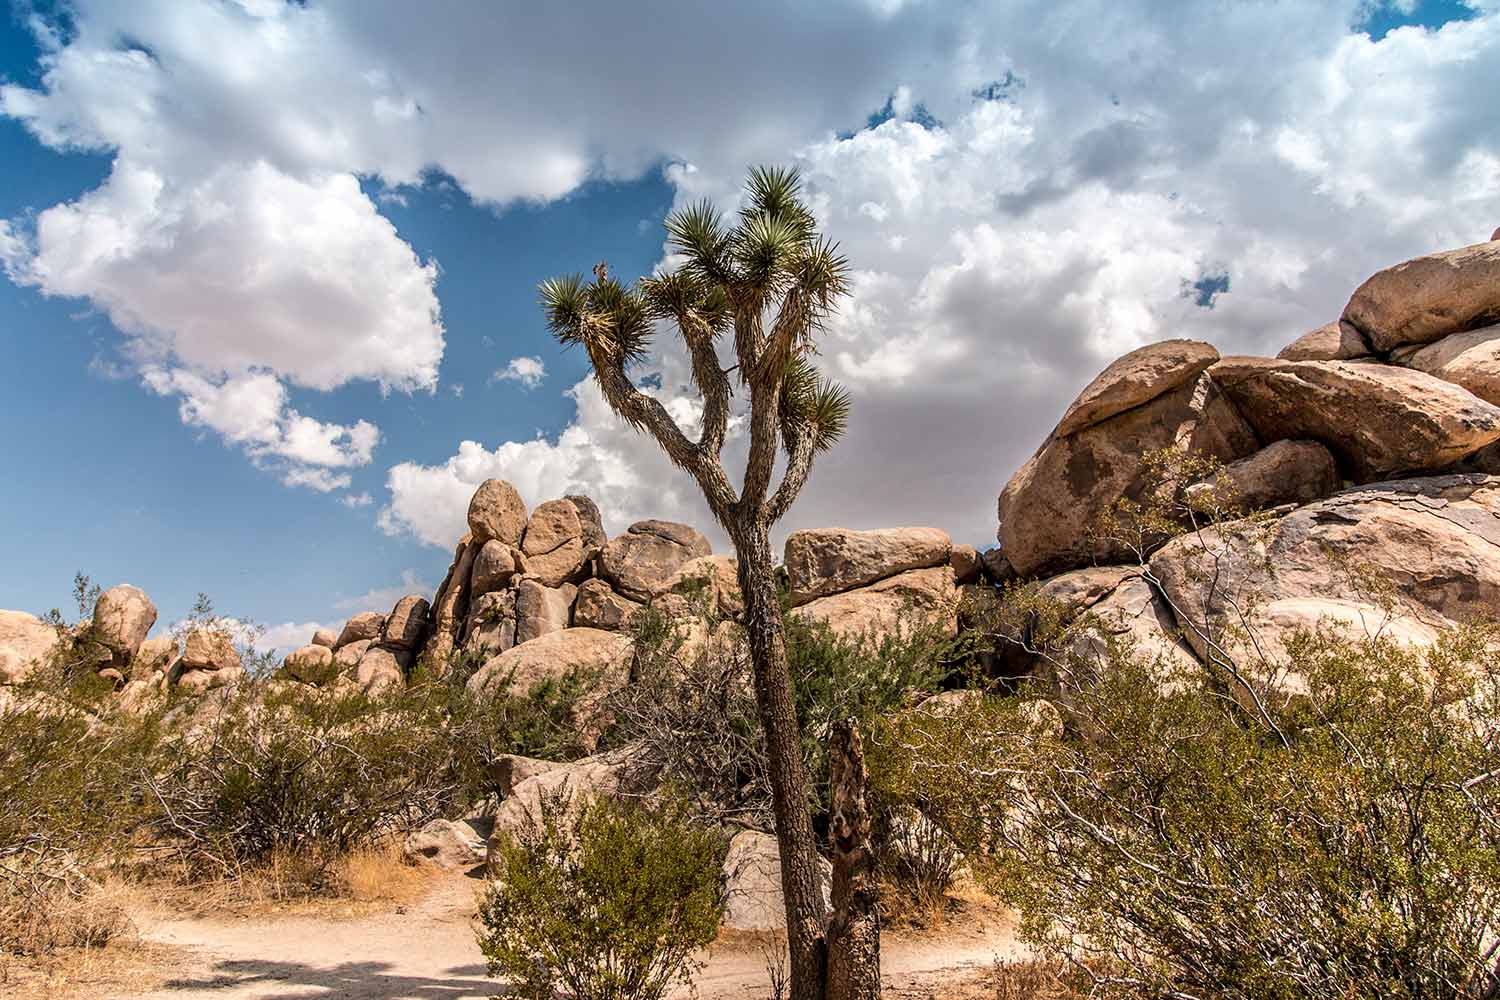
[161, 959, 499, 999]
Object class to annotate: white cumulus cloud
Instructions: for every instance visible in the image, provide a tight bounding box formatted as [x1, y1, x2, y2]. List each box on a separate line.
[492, 356, 546, 390]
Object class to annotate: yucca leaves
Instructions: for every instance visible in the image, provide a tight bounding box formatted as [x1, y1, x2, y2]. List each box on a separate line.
[540, 272, 652, 367]
[781, 354, 852, 452]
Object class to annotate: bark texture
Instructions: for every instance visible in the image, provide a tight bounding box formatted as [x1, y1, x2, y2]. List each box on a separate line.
[735, 523, 829, 998]
[827, 719, 881, 1000]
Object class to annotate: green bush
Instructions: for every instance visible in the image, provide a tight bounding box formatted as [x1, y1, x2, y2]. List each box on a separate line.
[476, 792, 727, 1000]
[0, 694, 163, 954]
[879, 622, 1500, 999]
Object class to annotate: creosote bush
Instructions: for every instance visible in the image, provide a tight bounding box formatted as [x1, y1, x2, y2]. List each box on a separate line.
[878, 619, 1500, 999]
[476, 791, 727, 1000]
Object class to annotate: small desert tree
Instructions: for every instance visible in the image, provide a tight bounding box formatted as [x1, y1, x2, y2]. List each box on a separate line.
[540, 166, 862, 998]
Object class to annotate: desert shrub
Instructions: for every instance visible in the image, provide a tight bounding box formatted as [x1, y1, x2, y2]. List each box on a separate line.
[476, 791, 727, 1000]
[608, 605, 955, 832]
[0, 697, 162, 955]
[879, 621, 1500, 999]
[144, 685, 463, 881]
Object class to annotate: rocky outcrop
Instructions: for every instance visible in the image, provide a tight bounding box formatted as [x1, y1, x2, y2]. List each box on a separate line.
[1342, 238, 1500, 352]
[405, 815, 492, 870]
[793, 566, 957, 640]
[600, 520, 712, 601]
[92, 584, 157, 665]
[464, 591, 516, 656]
[470, 540, 519, 596]
[1199, 439, 1341, 511]
[515, 580, 576, 645]
[1055, 339, 1219, 437]
[381, 595, 430, 651]
[573, 579, 642, 631]
[467, 627, 632, 703]
[336, 612, 386, 648]
[520, 499, 587, 587]
[283, 644, 335, 683]
[998, 371, 1258, 577]
[566, 494, 607, 551]
[721, 830, 833, 933]
[355, 645, 408, 695]
[311, 628, 337, 649]
[1398, 324, 1500, 406]
[486, 748, 659, 852]
[1210, 357, 1500, 481]
[424, 536, 479, 664]
[467, 478, 528, 546]
[174, 627, 243, 691]
[784, 527, 951, 605]
[664, 555, 743, 618]
[1149, 475, 1500, 664]
[1276, 321, 1370, 362]
[0, 610, 61, 684]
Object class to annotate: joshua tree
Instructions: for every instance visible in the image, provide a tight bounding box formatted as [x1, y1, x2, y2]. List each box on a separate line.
[540, 166, 864, 999]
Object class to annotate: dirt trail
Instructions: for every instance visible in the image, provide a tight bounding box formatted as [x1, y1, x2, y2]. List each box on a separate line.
[120, 874, 1024, 999]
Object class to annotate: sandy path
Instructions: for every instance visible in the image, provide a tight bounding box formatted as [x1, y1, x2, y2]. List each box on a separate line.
[122, 874, 1025, 1000]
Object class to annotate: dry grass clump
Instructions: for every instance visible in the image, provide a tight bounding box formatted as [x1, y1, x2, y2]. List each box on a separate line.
[989, 958, 1089, 1000]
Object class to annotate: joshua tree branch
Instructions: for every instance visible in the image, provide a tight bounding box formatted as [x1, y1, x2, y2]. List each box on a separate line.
[680, 322, 732, 460]
[768, 414, 816, 525]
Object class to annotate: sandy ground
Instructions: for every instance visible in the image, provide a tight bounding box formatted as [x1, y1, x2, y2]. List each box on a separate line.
[65, 872, 1026, 1000]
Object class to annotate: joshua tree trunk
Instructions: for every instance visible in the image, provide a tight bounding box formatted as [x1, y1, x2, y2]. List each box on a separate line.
[827, 719, 881, 1000]
[732, 519, 830, 999]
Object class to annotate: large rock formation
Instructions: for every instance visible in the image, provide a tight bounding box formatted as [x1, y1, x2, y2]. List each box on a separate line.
[520, 499, 587, 587]
[784, 527, 951, 605]
[1055, 339, 1219, 437]
[467, 478, 528, 546]
[1342, 238, 1500, 352]
[1210, 357, 1500, 481]
[600, 520, 712, 601]
[998, 371, 1258, 577]
[793, 567, 958, 640]
[0, 610, 61, 684]
[92, 584, 157, 665]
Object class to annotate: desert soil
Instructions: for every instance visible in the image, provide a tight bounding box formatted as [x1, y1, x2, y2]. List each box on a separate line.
[50, 872, 1025, 999]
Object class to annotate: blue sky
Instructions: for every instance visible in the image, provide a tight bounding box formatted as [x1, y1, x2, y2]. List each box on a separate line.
[1, 0, 1496, 648]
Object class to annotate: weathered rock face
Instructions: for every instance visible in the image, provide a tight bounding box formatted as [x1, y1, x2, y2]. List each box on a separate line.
[515, 579, 576, 645]
[467, 627, 632, 703]
[132, 636, 177, 679]
[1149, 475, 1500, 664]
[334, 638, 372, 672]
[176, 664, 243, 694]
[283, 644, 335, 683]
[91, 584, 157, 662]
[1210, 357, 1500, 482]
[181, 629, 241, 673]
[792, 566, 957, 640]
[566, 494, 607, 551]
[1055, 339, 1220, 437]
[784, 527, 951, 605]
[464, 590, 516, 656]
[310, 628, 337, 649]
[1207, 439, 1342, 511]
[336, 611, 386, 649]
[664, 554, 743, 618]
[1400, 324, 1500, 406]
[0, 610, 61, 684]
[381, 595, 430, 651]
[600, 520, 712, 601]
[405, 815, 492, 870]
[572, 578, 642, 631]
[467, 478, 528, 546]
[998, 372, 1258, 577]
[469, 540, 518, 596]
[949, 545, 981, 585]
[355, 645, 409, 694]
[521, 499, 587, 587]
[1276, 321, 1371, 362]
[1059, 575, 1199, 683]
[1343, 239, 1500, 352]
[487, 749, 657, 849]
[720, 830, 833, 933]
[425, 536, 480, 665]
